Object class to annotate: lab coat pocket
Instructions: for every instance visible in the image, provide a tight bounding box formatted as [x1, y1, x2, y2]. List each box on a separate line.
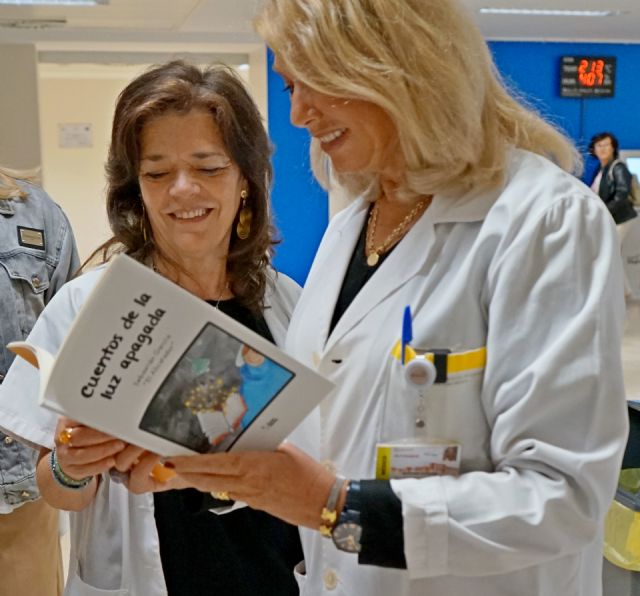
[64, 573, 129, 596]
[379, 357, 428, 444]
[379, 346, 487, 451]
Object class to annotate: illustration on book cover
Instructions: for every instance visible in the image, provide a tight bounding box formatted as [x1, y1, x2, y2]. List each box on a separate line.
[139, 322, 294, 453]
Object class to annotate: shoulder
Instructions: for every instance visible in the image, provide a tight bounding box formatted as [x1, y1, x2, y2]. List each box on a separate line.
[478, 151, 619, 281]
[490, 149, 607, 229]
[611, 159, 631, 176]
[16, 182, 62, 214]
[9, 182, 72, 232]
[44, 265, 106, 315]
[265, 268, 302, 315]
[263, 268, 302, 346]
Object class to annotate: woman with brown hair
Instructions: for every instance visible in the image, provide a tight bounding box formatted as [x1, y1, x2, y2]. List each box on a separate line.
[0, 60, 302, 595]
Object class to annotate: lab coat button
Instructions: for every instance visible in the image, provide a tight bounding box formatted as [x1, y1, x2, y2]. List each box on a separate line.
[322, 460, 337, 474]
[31, 276, 40, 289]
[323, 568, 338, 590]
[4, 436, 12, 444]
[20, 491, 30, 498]
[312, 352, 321, 368]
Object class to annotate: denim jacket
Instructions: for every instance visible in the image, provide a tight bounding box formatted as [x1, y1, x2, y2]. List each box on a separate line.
[0, 183, 79, 512]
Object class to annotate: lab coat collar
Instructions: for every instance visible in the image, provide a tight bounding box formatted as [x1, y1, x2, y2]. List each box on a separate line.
[322, 180, 503, 353]
[428, 185, 501, 224]
[323, 197, 435, 352]
[426, 147, 525, 224]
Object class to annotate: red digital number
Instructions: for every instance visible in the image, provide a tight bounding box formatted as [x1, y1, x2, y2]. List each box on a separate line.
[595, 60, 605, 85]
[578, 59, 605, 87]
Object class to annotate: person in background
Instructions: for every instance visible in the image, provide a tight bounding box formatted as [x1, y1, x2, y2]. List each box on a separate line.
[0, 61, 303, 595]
[0, 166, 79, 596]
[165, 2, 629, 595]
[589, 132, 637, 227]
[589, 131, 638, 297]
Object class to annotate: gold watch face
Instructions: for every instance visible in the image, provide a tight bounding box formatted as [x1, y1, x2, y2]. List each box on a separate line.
[332, 521, 362, 553]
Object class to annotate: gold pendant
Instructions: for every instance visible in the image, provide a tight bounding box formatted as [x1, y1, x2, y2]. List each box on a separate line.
[367, 252, 380, 267]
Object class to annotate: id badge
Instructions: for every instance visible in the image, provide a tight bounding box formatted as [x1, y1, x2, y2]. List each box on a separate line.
[375, 438, 461, 479]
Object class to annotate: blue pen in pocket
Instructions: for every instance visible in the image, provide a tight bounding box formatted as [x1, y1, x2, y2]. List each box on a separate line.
[401, 305, 412, 364]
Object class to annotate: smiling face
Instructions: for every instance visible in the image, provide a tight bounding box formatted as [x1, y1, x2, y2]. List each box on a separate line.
[138, 108, 245, 265]
[275, 62, 402, 179]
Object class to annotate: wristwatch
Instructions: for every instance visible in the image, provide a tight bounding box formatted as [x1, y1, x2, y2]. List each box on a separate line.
[331, 480, 362, 553]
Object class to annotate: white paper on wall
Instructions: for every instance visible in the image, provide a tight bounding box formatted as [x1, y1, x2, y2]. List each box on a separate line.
[58, 123, 92, 149]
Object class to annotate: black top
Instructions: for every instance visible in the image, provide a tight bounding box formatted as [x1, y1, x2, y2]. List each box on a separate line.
[597, 160, 638, 225]
[329, 209, 392, 335]
[153, 298, 303, 595]
[329, 213, 407, 569]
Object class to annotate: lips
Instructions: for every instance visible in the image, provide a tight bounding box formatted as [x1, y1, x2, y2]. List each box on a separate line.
[318, 129, 346, 144]
[172, 208, 211, 220]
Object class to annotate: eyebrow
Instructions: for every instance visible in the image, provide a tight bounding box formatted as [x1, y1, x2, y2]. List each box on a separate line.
[140, 151, 229, 162]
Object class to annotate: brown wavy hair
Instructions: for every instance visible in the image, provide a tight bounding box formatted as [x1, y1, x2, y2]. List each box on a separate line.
[86, 60, 276, 312]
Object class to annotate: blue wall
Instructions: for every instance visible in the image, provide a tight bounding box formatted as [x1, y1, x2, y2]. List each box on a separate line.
[266, 50, 328, 285]
[490, 41, 640, 182]
[268, 42, 640, 282]
[490, 42, 640, 151]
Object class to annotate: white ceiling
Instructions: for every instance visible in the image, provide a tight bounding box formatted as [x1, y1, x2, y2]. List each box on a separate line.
[0, 0, 638, 47]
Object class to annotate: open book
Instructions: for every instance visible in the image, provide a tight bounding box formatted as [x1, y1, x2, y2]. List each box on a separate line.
[9, 255, 333, 456]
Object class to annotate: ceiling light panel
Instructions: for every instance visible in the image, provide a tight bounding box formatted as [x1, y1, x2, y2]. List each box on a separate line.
[479, 8, 621, 17]
[0, 0, 108, 5]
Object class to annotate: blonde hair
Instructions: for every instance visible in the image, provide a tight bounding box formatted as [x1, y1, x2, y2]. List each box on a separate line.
[0, 166, 40, 200]
[255, 0, 580, 201]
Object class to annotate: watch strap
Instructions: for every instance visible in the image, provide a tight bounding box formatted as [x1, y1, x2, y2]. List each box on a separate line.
[344, 480, 361, 512]
[331, 480, 363, 553]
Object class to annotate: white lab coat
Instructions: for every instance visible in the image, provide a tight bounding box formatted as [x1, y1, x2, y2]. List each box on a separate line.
[286, 149, 629, 596]
[0, 264, 301, 596]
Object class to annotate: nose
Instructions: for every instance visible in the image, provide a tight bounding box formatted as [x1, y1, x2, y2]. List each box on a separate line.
[169, 170, 199, 198]
[289, 83, 320, 129]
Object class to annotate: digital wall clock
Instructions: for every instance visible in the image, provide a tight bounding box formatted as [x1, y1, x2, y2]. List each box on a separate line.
[560, 56, 616, 98]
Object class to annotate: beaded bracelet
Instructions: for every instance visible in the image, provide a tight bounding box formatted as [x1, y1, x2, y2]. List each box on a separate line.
[49, 448, 93, 490]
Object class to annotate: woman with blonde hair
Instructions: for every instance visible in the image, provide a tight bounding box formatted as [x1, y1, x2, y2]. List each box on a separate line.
[166, 2, 627, 595]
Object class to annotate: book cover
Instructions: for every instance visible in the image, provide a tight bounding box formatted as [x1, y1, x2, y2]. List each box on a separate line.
[9, 254, 333, 456]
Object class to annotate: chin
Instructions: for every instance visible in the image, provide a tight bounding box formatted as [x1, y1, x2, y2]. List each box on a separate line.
[330, 159, 363, 176]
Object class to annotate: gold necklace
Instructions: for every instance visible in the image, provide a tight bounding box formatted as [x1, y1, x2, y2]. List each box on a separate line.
[152, 260, 228, 309]
[365, 197, 430, 266]
[212, 282, 230, 310]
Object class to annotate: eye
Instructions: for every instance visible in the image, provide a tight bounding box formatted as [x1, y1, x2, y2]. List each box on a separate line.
[281, 79, 294, 95]
[143, 172, 167, 180]
[199, 168, 223, 176]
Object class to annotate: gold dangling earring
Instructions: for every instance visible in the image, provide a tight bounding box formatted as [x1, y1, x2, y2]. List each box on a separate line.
[236, 189, 252, 240]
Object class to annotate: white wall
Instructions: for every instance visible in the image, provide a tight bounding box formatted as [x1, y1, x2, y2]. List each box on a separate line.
[38, 56, 264, 262]
[38, 66, 137, 262]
